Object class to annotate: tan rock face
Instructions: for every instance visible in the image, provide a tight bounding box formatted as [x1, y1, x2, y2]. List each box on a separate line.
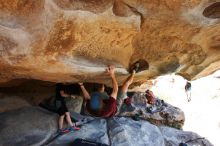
[0, 0, 220, 86]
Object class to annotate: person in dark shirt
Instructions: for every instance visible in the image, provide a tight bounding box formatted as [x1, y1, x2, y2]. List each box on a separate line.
[78, 65, 136, 117]
[55, 83, 80, 133]
[185, 81, 192, 102]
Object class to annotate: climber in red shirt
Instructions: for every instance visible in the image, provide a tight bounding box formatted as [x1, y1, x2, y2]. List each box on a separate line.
[78, 65, 136, 117]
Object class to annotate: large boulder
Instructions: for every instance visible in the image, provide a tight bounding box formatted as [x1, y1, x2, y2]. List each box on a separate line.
[0, 93, 30, 113]
[108, 117, 213, 146]
[48, 118, 109, 146]
[0, 108, 213, 146]
[66, 95, 83, 113]
[118, 92, 185, 129]
[0, 106, 57, 146]
[160, 126, 213, 146]
[108, 117, 164, 146]
[46, 116, 213, 146]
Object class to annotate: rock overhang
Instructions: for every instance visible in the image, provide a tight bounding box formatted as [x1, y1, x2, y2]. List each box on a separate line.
[0, 0, 220, 86]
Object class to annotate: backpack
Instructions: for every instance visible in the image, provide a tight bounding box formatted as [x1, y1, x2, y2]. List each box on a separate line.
[72, 138, 109, 146]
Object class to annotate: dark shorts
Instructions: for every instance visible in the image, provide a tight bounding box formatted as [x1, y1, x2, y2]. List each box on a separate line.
[57, 100, 68, 116]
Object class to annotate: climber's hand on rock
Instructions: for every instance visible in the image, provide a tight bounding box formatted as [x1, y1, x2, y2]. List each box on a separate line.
[107, 65, 115, 77]
[78, 82, 83, 86]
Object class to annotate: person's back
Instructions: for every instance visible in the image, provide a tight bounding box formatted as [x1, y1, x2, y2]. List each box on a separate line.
[82, 84, 109, 116]
[93, 84, 109, 100]
[185, 82, 191, 91]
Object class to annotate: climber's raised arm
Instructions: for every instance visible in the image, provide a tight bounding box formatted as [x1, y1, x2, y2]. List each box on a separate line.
[107, 65, 118, 99]
[78, 83, 90, 100]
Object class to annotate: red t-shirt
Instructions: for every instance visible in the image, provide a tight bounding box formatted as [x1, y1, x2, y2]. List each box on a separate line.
[86, 96, 117, 117]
